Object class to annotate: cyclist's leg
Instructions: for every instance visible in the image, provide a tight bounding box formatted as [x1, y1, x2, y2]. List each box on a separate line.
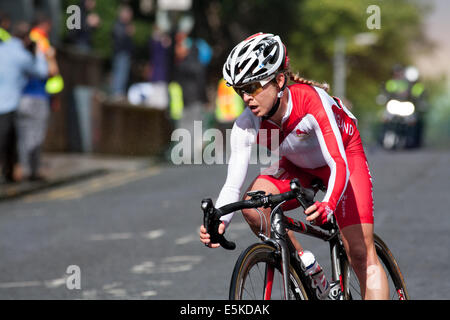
[335, 154, 389, 300]
[242, 177, 304, 252]
[242, 158, 316, 252]
[340, 224, 389, 299]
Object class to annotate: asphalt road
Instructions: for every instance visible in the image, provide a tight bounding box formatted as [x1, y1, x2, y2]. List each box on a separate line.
[0, 148, 448, 300]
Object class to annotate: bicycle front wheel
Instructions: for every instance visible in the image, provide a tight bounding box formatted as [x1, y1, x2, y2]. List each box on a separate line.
[341, 234, 409, 300]
[229, 243, 308, 300]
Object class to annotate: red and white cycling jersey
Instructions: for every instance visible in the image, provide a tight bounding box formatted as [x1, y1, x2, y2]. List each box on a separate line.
[216, 83, 368, 227]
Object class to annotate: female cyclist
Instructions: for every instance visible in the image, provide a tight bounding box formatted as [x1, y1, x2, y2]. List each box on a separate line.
[199, 33, 389, 299]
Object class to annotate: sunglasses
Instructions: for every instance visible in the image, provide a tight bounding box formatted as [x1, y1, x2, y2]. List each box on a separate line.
[233, 76, 275, 97]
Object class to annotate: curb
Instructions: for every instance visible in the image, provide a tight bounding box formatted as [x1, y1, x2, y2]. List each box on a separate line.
[0, 168, 108, 202]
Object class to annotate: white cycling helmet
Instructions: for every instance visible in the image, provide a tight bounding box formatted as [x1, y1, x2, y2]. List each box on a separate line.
[223, 32, 287, 87]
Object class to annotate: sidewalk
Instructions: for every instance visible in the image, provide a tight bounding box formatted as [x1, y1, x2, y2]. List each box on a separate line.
[0, 153, 156, 202]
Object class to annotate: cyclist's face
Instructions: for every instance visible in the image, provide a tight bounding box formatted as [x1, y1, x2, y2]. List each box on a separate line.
[235, 79, 278, 117]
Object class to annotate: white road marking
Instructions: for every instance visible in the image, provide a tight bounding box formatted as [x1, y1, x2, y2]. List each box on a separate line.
[0, 281, 41, 289]
[105, 288, 128, 298]
[87, 229, 165, 242]
[0, 277, 66, 289]
[131, 261, 156, 274]
[142, 229, 164, 240]
[141, 290, 157, 297]
[101, 282, 129, 298]
[44, 278, 67, 288]
[88, 233, 133, 241]
[102, 282, 122, 290]
[131, 256, 203, 275]
[162, 256, 203, 263]
[175, 234, 198, 245]
[82, 290, 98, 299]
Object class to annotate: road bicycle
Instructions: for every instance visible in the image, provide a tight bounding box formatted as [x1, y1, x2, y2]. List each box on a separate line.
[202, 178, 409, 300]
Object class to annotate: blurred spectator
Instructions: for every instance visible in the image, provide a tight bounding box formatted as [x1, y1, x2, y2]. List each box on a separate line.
[215, 78, 244, 124]
[128, 26, 172, 109]
[172, 30, 211, 156]
[0, 11, 11, 42]
[15, 13, 60, 181]
[111, 4, 134, 100]
[173, 31, 211, 108]
[0, 22, 48, 183]
[148, 26, 171, 84]
[67, 0, 100, 53]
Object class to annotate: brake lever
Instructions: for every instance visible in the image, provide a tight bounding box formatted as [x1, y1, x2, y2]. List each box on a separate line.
[202, 198, 213, 225]
[201, 199, 236, 250]
[290, 178, 315, 209]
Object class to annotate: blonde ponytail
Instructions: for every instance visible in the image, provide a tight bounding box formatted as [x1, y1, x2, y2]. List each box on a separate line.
[286, 71, 330, 92]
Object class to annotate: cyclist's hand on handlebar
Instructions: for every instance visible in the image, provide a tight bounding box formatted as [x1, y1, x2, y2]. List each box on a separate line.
[305, 201, 334, 226]
[199, 222, 226, 248]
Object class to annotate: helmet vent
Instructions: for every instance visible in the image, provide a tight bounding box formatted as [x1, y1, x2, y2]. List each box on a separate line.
[253, 68, 267, 77]
[240, 44, 250, 56]
[223, 33, 285, 86]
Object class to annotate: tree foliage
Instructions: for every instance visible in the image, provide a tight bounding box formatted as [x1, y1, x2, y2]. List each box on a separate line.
[61, 0, 151, 58]
[60, 0, 431, 141]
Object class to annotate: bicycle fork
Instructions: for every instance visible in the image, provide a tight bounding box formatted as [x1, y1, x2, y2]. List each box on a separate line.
[278, 237, 291, 300]
[261, 206, 291, 300]
[261, 236, 290, 300]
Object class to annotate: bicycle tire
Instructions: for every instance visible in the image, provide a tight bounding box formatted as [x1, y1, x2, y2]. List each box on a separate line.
[341, 233, 410, 300]
[229, 243, 309, 300]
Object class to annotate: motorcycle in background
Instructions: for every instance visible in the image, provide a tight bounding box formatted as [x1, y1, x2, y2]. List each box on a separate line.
[381, 99, 421, 149]
[377, 65, 426, 150]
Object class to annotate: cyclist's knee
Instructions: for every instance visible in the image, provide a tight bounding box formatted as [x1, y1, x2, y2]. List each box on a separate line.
[347, 242, 378, 273]
[242, 208, 263, 228]
[241, 193, 259, 227]
[341, 223, 377, 269]
[242, 177, 280, 231]
[347, 245, 368, 271]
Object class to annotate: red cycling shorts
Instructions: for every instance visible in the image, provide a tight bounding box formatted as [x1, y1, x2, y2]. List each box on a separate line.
[257, 153, 374, 229]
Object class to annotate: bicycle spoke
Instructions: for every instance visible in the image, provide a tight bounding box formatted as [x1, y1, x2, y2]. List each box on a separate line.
[277, 271, 283, 299]
[243, 285, 255, 300]
[248, 267, 257, 299]
[349, 276, 362, 298]
[381, 258, 402, 300]
[248, 273, 258, 299]
[256, 263, 266, 299]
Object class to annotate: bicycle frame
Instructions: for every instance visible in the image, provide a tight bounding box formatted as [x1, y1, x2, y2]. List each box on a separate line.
[259, 203, 344, 300]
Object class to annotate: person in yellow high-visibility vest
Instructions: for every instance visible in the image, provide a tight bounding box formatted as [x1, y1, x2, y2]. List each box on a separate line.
[215, 78, 244, 123]
[169, 81, 184, 121]
[0, 11, 11, 42]
[15, 14, 63, 181]
[29, 19, 64, 95]
[0, 27, 10, 42]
